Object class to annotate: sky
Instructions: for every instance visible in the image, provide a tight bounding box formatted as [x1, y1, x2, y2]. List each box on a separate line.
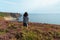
[0, 0, 60, 14]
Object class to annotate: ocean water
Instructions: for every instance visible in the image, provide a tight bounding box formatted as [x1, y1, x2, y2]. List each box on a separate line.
[19, 14, 60, 25]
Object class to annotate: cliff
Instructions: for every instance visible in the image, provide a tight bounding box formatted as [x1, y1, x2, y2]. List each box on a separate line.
[0, 12, 21, 21]
[0, 12, 21, 17]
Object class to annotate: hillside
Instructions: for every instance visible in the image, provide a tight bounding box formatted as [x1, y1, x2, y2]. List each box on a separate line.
[0, 12, 21, 17]
[0, 12, 60, 40]
[0, 12, 22, 21]
[0, 20, 60, 40]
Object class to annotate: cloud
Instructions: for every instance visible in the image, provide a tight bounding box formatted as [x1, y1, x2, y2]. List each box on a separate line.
[0, 0, 60, 13]
[0, 0, 17, 5]
[26, 0, 60, 13]
[19, 0, 60, 11]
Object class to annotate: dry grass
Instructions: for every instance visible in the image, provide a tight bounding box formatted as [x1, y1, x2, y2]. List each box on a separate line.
[0, 20, 60, 40]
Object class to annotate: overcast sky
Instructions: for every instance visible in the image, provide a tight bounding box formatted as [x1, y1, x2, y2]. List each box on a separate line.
[0, 0, 60, 14]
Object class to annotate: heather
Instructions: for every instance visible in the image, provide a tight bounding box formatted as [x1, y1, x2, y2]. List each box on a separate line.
[0, 20, 60, 40]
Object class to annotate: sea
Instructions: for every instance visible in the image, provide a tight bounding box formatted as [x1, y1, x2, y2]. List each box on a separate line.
[19, 14, 60, 25]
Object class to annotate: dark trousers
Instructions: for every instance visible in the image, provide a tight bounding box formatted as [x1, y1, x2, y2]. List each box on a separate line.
[23, 23, 28, 27]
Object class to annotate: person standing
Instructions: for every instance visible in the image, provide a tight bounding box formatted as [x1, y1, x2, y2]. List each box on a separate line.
[23, 12, 29, 28]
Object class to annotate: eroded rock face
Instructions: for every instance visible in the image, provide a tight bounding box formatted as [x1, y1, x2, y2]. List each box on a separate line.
[10, 13, 21, 18]
[0, 12, 21, 21]
[4, 16, 17, 21]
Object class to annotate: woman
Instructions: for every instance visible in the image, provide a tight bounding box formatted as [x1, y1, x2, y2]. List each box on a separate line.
[23, 12, 29, 27]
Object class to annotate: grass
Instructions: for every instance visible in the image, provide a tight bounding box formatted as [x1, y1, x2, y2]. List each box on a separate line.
[0, 26, 60, 40]
[0, 12, 7, 17]
[0, 21, 60, 40]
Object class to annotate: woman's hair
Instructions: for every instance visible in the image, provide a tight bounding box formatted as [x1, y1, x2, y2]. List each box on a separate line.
[23, 12, 28, 17]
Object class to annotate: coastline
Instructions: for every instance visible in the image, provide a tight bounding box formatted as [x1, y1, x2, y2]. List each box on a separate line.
[0, 20, 60, 28]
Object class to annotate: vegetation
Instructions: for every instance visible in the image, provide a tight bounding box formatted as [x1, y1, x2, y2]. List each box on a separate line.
[0, 12, 7, 17]
[0, 20, 60, 40]
[0, 12, 21, 17]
